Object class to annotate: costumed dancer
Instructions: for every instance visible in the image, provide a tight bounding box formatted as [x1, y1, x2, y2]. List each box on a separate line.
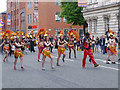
[36, 28, 45, 62]
[106, 30, 120, 64]
[14, 34, 25, 70]
[42, 31, 54, 71]
[0, 30, 12, 62]
[82, 32, 99, 68]
[57, 30, 68, 66]
[68, 30, 80, 59]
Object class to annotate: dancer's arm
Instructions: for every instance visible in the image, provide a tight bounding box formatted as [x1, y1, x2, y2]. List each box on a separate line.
[14, 42, 22, 47]
[64, 40, 68, 46]
[0, 40, 5, 47]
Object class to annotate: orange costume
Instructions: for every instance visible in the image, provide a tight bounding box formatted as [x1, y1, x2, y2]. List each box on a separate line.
[42, 48, 51, 58]
[58, 46, 65, 54]
[14, 50, 24, 58]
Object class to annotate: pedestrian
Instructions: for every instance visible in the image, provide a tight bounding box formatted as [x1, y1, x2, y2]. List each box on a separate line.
[29, 34, 35, 53]
[57, 30, 68, 66]
[106, 31, 120, 64]
[49, 35, 54, 53]
[42, 32, 54, 71]
[95, 37, 99, 53]
[105, 36, 108, 53]
[100, 35, 105, 54]
[91, 36, 95, 52]
[82, 32, 99, 68]
[14, 37, 25, 70]
[36, 29, 45, 62]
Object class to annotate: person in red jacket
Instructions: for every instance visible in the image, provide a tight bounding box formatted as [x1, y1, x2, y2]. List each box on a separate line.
[82, 32, 99, 68]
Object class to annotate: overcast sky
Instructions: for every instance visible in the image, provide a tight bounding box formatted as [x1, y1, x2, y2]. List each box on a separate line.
[0, 0, 7, 13]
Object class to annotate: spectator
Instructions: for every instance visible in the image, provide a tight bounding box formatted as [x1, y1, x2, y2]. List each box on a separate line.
[105, 36, 108, 53]
[100, 35, 105, 54]
[95, 37, 99, 53]
[91, 36, 95, 52]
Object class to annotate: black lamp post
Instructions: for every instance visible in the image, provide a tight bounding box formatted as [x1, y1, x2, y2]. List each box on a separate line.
[15, 1, 16, 32]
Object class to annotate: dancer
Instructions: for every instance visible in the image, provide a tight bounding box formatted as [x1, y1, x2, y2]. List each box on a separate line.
[0, 30, 12, 62]
[14, 37, 25, 70]
[106, 31, 120, 64]
[68, 30, 79, 59]
[82, 32, 99, 68]
[57, 30, 68, 66]
[42, 31, 54, 70]
[36, 29, 45, 62]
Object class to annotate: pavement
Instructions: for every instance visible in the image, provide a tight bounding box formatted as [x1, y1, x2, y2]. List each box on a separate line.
[2, 47, 119, 88]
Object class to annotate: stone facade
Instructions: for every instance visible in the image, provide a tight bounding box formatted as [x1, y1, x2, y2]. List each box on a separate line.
[82, 0, 120, 37]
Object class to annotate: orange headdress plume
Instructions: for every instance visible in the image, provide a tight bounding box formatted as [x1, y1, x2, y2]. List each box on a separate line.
[109, 29, 116, 37]
[1, 30, 13, 40]
[68, 30, 80, 41]
[36, 28, 45, 37]
[59, 30, 64, 37]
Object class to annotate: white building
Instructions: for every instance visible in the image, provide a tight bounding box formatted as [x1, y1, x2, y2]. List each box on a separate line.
[82, 0, 120, 37]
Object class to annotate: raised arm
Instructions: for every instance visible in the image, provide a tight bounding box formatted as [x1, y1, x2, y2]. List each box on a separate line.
[0, 40, 5, 47]
[14, 42, 22, 47]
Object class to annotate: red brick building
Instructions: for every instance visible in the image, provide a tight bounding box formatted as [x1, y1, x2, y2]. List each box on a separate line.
[6, 1, 87, 36]
[7, 1, 26, 32]
[0, 12, 7, 32]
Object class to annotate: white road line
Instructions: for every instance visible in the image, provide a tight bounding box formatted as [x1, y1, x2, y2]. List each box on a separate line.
[96, 59, 119, 64]
[99, 65, 119, 71]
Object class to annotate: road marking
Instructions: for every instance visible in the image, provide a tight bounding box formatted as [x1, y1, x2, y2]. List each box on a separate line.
[96, 59, 119, 64]
[99, 65, 119, 71]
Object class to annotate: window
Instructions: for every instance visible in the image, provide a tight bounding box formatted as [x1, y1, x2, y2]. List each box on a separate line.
[63, 28, 69, 36]
[89, 20, 92, 33]
[33, 13, 34, 22]
[30, 2, 32, 8]
[27, 15, 29, 24]
[55, 28, 61, 36]
[55, 12, 61, 22]
[94, 19, 97, 33]
[27, 2, 29, 9]
[55, 0, 61, 6]
[30, 14, 32, 23]
[105, 17, 109, 32]
[79, 29, 84, 37]
[21, 12, 25, 21]
[63, 17, 66, 22]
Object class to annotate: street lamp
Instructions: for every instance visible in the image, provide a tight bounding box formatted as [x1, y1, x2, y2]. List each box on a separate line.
[15, 0, 16, 32]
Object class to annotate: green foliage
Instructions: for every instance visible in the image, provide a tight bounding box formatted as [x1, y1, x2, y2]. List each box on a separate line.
[59, 2, 87, 27]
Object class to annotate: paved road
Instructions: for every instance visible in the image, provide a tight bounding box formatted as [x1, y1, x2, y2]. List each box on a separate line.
[2, 47, 119, 88]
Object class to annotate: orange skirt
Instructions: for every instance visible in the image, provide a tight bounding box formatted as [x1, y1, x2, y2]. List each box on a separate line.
[42, 48, 51, 58]
[58, 46, 65, 54]
[68, 44, 74, 48]
[14, 50, 24, 58]
[3, 46, 9, 52]
[106, 46, 117, 55]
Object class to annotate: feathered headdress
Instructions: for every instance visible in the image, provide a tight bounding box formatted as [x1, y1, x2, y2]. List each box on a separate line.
[1, 30, 13, 40]
[36, 28, 45, 37]
[30, 30, 34, 35]
[109, 29, 115, 37]
[43, 31, 49, 37]
[68, 30, 80, 40]
[59, 30, 64, 37]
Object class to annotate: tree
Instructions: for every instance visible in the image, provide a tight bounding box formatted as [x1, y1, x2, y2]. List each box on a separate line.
[59, 2, 88, 34]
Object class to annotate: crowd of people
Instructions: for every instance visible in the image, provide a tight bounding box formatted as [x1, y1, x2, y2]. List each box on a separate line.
[0, 29, 119, 71]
